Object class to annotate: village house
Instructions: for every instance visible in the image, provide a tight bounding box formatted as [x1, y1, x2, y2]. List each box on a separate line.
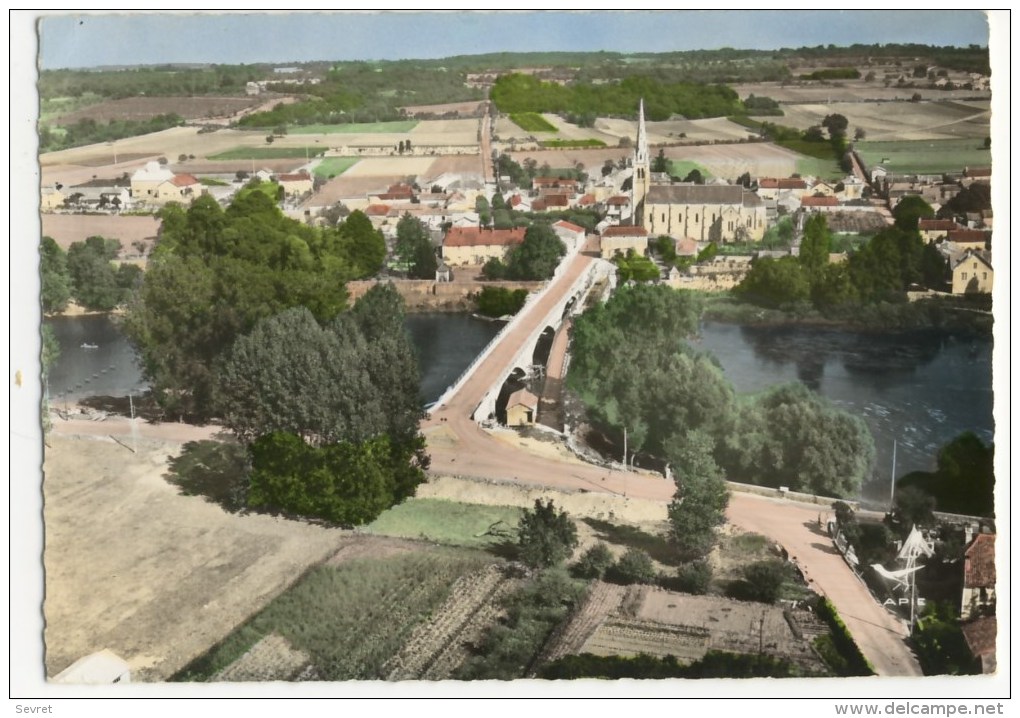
[552, 220, 586, 252]
[505, 388, 539, 427]
[152, 173, 202, 205]
[604, 195, 632, 222]
[950, 249, 993, 295]
[961, 166, 991, 188]
[275, 170, 313, 198]
[130, 161, 175, 201]
[441, 226, 526, 266]
[918, 218, 960, 244]
[599, 225, 648, 259]
[961, 533, 996, 620]
[962, 616, 996, 674]
[809, 180, 838, 197]
[67, 176, 133, 211]
[756, 177, 809, 201]
[947, 229, 991, 252]
[800, 195, 840, 213]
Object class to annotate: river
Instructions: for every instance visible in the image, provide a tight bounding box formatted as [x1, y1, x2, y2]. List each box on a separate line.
[44, 314, 993, 506]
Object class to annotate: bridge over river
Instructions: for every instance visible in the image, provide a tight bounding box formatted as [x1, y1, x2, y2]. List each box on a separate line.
[420, 237, 923, 677]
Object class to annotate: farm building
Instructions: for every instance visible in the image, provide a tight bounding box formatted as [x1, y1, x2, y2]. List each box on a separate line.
[505, 389, 539, 427]
[129, 161, 174, 200]
[276, 170, 313, 198]
[756, 177, 808, 201]
[441, 226, 526, 266]
[918, 219, 960, 244]
[153, 173, 201, 205]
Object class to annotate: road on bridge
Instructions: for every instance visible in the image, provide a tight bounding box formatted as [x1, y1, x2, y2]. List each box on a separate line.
[422, 239, 921, 677]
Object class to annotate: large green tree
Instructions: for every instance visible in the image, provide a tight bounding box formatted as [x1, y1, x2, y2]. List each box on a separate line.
[125, 193, 358, 419]
[40, 236, 72, 313]
[718, 383, 875, 498]
[66, 236, 124, 311]
[735, 256, 811, 308]
[517, 499, 579, 568]
[898, 432, 994, 517]
[394, 213, 437, 279]
[666, 430, 730, 561]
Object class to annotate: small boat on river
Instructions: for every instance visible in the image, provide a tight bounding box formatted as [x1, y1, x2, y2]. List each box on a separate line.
[80, 343, 99, 350]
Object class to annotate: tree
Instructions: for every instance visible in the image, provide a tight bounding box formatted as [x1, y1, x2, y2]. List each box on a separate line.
[40, 236, 72, 313]
[892, 195, 935, 233]
[675, 560, 713, 594]
[502, 223, 566, 280]
[822, 113, 849, 140]
[854, 127, 867, 141]
[517, 499, 578, 568]
[738, 560, 789, 603]
[667, 430, 730, 561]
[682, 168, 704, 184]
[394, 213, 437, 279]
[602, 159, 615, 177]
[897, 432, 994, 517]
[799, 213, 832, 274]
[652, 148, 669, 174]
[571, 542, 614, 579]
[735, 256, 811, 308]
[605, 548, 656, 585]
[719, 383, 875, 498]
[338, 210, 386, 278]
[803, 125, 826, 142]
[66, 236, 124, 311]
[892, 485, 937, 534]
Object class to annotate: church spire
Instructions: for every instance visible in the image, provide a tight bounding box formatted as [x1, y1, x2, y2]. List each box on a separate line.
[635, 98, 649, 168]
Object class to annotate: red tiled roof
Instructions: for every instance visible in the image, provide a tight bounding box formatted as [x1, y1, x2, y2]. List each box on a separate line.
[364, 204, 391, 216]
[578, 193, 596, 206]
[507, 388, 539, 411]
[948, 229, 990, 244]
[601, 225, 648, 238]
[554, 220, 586, 233]
[170, 173, 200, 187]
[801, 195, 839, 207]
[760, 177, 807, 190]
[542, 193, 569, 207]
[606, 195, 630, 206]
[387, 183, 415, 195]
[509, 194, 524, 207]
[963, 167, 992, 178]
[531, 198, 547, 211]
[277, 171, 310, 182]
[376, 193, 414, 201]
[964, 534, 995, 589]
[919, 219, 960, 231]
[443, 226, 526, 248]
[961, 616, 996, 658]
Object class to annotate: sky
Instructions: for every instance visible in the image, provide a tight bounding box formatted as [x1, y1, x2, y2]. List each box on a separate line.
[33, 10, 992, 69]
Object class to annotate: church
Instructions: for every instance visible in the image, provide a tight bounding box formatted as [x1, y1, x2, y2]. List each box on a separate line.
[630, 100, 767, 243]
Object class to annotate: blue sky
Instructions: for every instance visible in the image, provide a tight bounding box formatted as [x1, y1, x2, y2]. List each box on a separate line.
[37, 10, 991, 69]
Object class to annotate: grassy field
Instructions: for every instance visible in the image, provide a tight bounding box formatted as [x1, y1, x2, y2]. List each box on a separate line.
[540, 139, 606, 148]
[174, 547, 494, 681]
[289, 120, 419, 134]
[667, 160, 712, 180]
[312, 156, 360, 179]
[365, 498, 523, 548]
[40, 93, 106, 123]
[510, 112, 558, 133]
[794, 155, 844, 180]
[208, 146, 325, 160]
[854, 138, 991, 175]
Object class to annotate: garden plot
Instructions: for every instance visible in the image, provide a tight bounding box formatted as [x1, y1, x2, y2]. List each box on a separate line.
[383, 563, 523, 681]
[548, 582, 827, 673]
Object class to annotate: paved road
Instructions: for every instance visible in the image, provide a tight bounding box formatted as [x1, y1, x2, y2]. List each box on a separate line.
[423, 240, 922, 676]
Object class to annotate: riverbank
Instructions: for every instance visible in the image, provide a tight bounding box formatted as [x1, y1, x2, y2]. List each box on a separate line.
[701, 294, 993, 335]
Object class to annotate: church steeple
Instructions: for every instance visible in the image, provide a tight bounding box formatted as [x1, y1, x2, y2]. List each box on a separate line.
[635, 98, 649, 169]
[631, 98, 650, 227]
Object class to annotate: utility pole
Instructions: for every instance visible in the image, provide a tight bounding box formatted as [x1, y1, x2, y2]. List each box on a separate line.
[623, 426, 628, 469]
[889, 439, 898, 510]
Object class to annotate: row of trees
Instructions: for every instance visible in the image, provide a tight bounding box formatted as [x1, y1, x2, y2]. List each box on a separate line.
[41, 235, 141, 313]
[491, 73, 744, 122]
[567, 284, 876, 504]
[123, 192, 386, 420]
[219, 288, 428, 525]
[735, 206, 946, 311]
[40, 113, 185, 153]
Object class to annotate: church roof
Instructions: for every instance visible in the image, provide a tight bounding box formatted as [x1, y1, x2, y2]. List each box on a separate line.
[646, 184, 762, 208]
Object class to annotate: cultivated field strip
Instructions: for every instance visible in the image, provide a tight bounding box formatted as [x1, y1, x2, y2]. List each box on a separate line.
[213, 633, 317, 682]
[540, 581, 628, 662]
[582, 618, 711, 662]
[382, 563, 519, 681]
